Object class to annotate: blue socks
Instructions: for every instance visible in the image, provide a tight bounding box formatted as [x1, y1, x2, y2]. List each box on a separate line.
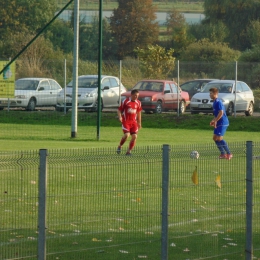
[215, 141, 225, 154]
[215, 140, 231, 154]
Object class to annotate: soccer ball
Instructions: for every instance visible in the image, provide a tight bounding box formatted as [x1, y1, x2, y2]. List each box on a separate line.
[190, 150, 199, 159]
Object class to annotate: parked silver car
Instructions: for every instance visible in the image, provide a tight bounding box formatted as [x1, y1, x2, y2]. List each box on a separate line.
[190, 80, 254, 116]
[0, 78, 62, 111]
[56, 75, 126, 112]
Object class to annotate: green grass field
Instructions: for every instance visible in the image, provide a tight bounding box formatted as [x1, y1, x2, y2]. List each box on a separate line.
[1, 111, 259, 259]
[0, 110, 260, 151]
[2, 143, 257, 260]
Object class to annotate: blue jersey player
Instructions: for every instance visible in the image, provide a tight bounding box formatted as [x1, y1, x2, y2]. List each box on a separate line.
[209, 87, 233, 160]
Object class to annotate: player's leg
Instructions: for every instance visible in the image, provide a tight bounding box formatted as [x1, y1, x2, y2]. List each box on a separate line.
[126, 134, 137, 155]
[218, 126, 232, 159]
[126, 123, 139, 155]
[213, 126, 226, 158]
[213, 126, 232, 159]
[117, 123, 130, 154]
[117, 132, 130, 153]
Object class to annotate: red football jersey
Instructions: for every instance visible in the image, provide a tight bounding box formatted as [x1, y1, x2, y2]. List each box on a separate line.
[118, 98, 142, 123]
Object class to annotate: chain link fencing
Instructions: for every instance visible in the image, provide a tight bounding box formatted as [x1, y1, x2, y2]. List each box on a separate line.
[0, 59, 260, 142]
[1, 142, 259, 260]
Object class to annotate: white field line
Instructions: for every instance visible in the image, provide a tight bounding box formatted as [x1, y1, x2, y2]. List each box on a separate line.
[0, 212, 245, 247]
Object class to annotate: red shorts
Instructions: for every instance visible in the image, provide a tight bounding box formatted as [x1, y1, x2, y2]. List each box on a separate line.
[122, 121, 139, 135]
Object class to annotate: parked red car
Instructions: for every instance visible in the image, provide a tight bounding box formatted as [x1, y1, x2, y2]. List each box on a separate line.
[121, 80, 190, 114]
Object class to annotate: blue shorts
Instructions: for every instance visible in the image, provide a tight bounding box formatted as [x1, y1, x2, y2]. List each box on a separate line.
[214, 125, 228, 136]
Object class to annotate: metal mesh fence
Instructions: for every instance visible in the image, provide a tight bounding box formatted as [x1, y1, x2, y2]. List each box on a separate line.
[0, 59, 260, 142]
[4, 58, 260, 90]
[1, 142, 260, 260]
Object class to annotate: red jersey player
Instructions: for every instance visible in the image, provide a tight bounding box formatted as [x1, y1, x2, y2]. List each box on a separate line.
[117, 89, 142, 155]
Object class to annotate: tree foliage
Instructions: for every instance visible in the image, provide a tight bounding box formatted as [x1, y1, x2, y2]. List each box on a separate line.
[161, 8, 192, 57]
[109, 0, 159, 59]
[135, 44, 175, 79]
[0, 0, 57, 41]
[247, 20, 260, 46]
[45, 20, 74, 54]
[180, 39, 241, 62]
[238, 45, 260, 62]
[1, 30, 64, 77]
[188, 21, 229, 43]
[165, 8, 186, 36]
[79, 17, 118, 61]
[203, 0, 260, 50]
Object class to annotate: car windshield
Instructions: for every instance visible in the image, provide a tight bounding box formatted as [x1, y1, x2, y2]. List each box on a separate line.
[15, 80, 39, 90]
[67, 78, 98, 88]
[133, 81, 163, 92]
[201, 83, 233, 93]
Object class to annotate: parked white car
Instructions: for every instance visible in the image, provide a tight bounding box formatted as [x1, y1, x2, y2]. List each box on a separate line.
[190, 80, 254, 116]
[56, 75, 126, 112]
[0, 78, 62, 111]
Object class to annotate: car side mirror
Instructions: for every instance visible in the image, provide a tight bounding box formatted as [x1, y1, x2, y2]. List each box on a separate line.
[38, 87, 44, 91]
[164, 90, 170, 94]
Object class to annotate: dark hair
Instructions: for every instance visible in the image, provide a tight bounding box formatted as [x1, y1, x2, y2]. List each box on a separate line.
[131, 89, 139, 95]
[209, 87, 218, 94]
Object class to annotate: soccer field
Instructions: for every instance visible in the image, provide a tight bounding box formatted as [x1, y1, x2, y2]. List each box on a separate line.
[1, 143, 259, 259]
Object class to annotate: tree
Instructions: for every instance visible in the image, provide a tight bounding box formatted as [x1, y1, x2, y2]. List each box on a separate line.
[0, 29, 64, 78]
[179, 39, 241, 79]
[165, 8, 186, 37]
[203, 0, 260, 50]
[45, 20, 74, 54]
[247, 20, 260, 46]
[79, 16, 118, 61]
[188, 21, 229, 43]
[160, 8, 192, 57]
[109, 0, 159, 59]
[238, 45, 260, 62]
[180, 39, 240, 62]
[135, 44, 175, 79]
[0, 0, 57, 41]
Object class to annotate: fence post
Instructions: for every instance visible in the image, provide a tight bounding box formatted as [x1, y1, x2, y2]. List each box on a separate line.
[38, 149, 48, 260]
[161, 144, 170, 260]
[246, 141, 253, 260]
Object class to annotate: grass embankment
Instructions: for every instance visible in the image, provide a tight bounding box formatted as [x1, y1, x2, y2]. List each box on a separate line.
[0, 111, 259, 151]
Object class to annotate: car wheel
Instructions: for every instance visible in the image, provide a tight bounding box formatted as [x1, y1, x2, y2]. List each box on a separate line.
[179, 101, 186, 114]
[154, 101, 162, 114]
[245, 102, 254, 116]
[27, 98, 36, 111]
[226, 102, 234, 116]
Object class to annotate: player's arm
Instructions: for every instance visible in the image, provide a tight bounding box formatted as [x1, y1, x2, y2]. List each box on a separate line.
[137, 111, 142, 129]
[210, 110, 223, 128]
[117, 109, 123, 122]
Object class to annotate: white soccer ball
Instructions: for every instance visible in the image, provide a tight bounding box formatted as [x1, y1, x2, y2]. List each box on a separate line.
[190, 150, 199, 159]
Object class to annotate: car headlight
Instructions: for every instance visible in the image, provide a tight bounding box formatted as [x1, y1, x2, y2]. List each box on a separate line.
[143, 97, 152, 101]
[15, 95, 26, 99]
[191, 97, 200, 102]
